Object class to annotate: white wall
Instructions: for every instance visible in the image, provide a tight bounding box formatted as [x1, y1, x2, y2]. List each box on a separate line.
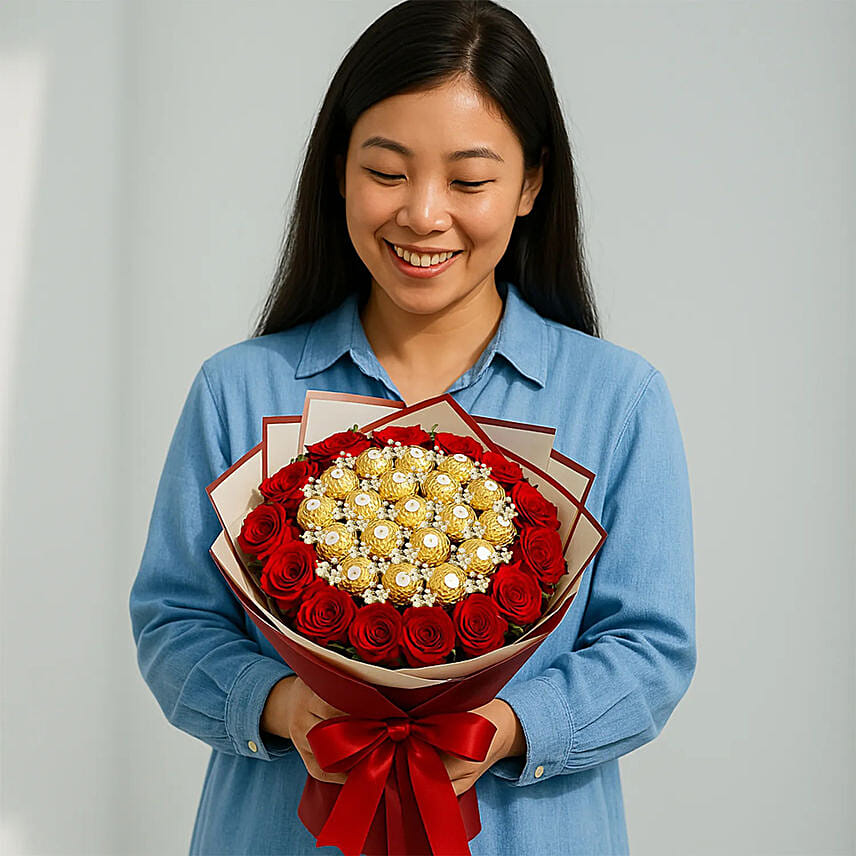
[0, 1, 852, 854]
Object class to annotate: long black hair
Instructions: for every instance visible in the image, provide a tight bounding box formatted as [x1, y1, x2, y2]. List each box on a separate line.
[251, 0, 600, 339]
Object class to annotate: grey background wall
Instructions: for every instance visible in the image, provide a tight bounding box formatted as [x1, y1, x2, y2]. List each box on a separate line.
[1, 1, 852, 854]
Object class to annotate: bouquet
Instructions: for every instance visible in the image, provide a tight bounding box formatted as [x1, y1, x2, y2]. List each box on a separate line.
[206, 390, 606, 856]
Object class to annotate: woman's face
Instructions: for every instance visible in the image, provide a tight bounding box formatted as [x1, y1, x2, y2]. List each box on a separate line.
[337, 77, 543, 316]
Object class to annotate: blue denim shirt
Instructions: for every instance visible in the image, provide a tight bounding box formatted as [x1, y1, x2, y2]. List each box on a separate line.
[129, 280, 696, 856]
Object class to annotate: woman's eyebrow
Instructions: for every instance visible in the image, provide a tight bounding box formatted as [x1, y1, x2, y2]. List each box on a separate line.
[359, 135, 504, 163]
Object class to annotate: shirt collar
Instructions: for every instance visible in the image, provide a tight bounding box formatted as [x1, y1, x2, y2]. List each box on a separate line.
[294, 280, 547, 389]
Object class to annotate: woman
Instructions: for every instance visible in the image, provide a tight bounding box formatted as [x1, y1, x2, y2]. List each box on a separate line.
[129, 1, 696, 854]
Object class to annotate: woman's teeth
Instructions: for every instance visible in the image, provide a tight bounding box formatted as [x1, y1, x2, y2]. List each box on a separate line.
[390, 242, 460, 267]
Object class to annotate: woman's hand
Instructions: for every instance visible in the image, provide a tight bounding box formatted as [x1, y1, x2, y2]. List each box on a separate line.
[438, 699, 526, 796]
[260, 675, 348, 784]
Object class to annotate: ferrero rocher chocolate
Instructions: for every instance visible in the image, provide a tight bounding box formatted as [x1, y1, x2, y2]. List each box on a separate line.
[316, 522, 357, 560]
[377, 468, 417, 501]
[338, 555, 377, 594]
[396, 445, 435, 474]
[354, 447, 392, 479]
[455, 537, 497, 573]
[437, 452, 476, 483]
[439, 502, 476, 540]
[392, 495, 430, 529]
[343, 488, 383, 520]
[319, 464, 359, 499]
[427, 562, 467, 604]
[382, 562, 421, 604]
[362, 518, 402, 558]
[478, 509, 516, 546]
[421, 470, 460, 504]
[296, 494, 337, 530]
[411, 526, 451, 565]
[467, 476, 506, 510]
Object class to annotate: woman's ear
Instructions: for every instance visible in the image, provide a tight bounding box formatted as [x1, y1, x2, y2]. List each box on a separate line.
[335, 154, 346, 199]
[517, 147, 547, 218]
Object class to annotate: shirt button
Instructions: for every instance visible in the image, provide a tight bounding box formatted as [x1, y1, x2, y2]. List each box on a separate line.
[247, 740, 258, 753]
[534, 765, 544, 778]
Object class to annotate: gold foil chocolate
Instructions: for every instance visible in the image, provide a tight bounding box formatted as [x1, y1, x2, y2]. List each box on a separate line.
[439, 502, 476, 541]
[296, 494, 337, 530]
[397, 445, 434, 474]
[355, 447, 392, 479]
[338, 555, 377, 594]
[392, 495, 430, 529]
[343, 488, 383, 520]
[382, 562, 421, 604]
[427, 562, 467, 604]
[411, 526, 451, 565]
[319, 464, 359, 499]
[421, 470, 460, 504]
[316, 522, 356, 560]
[467, 476, 506, 510]
[456, 537, 498, 573]
[478, 509, 516, 546]
[378, 468, 417, 502]
[362, 518, 402, 559]
[437, 452, 476, 483]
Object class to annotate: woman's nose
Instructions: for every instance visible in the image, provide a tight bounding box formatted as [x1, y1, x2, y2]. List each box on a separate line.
[395, 180, 452, 233]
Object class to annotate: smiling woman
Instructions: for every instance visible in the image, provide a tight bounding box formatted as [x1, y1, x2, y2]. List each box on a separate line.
[129, 1, 696, 855]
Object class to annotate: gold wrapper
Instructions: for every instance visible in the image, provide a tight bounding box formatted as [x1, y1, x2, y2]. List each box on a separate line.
[392, 495, 430, 529]
[467, 476, 506, 510]
[319, 464, 360, 499]
[439, 502, 476, 541]
[421, 471, 460, 504]
[316, 522, 356, 560]
[397, 445, 435, 474]
[362, 518, 402, 559]
[343, 488, 383, 521]
[354, 447, 393, 479]
[411, 526, 451, 565]
[437, 452, 475, 483]
[455, 537, 498, 573]
[426, 562, 467, 604]
[382, 562, 421, 605]
[338, 555, 377, 594]
[296, 494, 337, 530]
[478, 509, 516, 546]
[377, 468, 417, 502]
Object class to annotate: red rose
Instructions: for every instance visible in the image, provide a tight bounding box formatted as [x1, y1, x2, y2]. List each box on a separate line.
[348, 603, 402, 665]
[434, 431, 485, 461]
[259, 540, 318, 612]
[305, 430, 372, 466]
[400, 606, 456, 667]
[372, 425, 432, 448]
[452, 594, 508, 658]
[489, 562, 544, 625]
[238, 501, 297, 560]
[480, 451, 524, 487]
[513, 526, 565, 587]
[294, 582, 356, 646]
[510, 480, 560, 529]
[259, 460, 318, 513]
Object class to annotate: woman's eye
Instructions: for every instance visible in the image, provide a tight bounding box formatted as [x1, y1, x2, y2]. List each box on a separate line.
[365, 169, 491, 188]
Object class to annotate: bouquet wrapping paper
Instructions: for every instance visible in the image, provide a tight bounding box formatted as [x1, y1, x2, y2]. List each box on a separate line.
[206, 391, 606, 856]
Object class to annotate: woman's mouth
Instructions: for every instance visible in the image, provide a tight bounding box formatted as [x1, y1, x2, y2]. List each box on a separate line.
[384, 239, 463, 279]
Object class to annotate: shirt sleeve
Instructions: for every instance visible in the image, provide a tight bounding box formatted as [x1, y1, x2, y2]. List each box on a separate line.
[128, 362, 296, 761]
[490, 368, 696, 785]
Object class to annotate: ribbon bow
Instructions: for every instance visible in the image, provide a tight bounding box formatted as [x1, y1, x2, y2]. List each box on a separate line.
[307, 711, 497, 856]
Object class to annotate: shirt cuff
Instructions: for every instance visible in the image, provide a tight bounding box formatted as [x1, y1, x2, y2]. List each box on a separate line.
[225, 657, 296, 760]
[490, 676, 574, 786]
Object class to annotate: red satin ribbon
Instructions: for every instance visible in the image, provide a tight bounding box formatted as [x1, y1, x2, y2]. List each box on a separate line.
[307, 711, 497, 856]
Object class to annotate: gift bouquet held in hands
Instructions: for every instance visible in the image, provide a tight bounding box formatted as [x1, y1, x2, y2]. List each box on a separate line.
[206, 390, 606, 856]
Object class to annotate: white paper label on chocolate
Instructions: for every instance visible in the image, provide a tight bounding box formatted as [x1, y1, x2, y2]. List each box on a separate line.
[405, 498, 421, 512]
[368, 449, 381, 459]
[444, 573, 460, 588]
[437, 474, 452, 485]
[476, 545, 492, 560]
[355, 493, 370, 506]
[423, 533, 439, 548]
[347, 566, 362, 580]
[307, 499, 321, 511]
[325, 531, 340, 545]
[454, 454, 467, 462]
[409, 447, 424, 458]
[331, 467, 343, 478]
[453, 505, 469, 519]
[374, 524, 389, 539]
[485, 480, 497, 491]
[395, 571, 412, 587]
[392, 471, 407, 483]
